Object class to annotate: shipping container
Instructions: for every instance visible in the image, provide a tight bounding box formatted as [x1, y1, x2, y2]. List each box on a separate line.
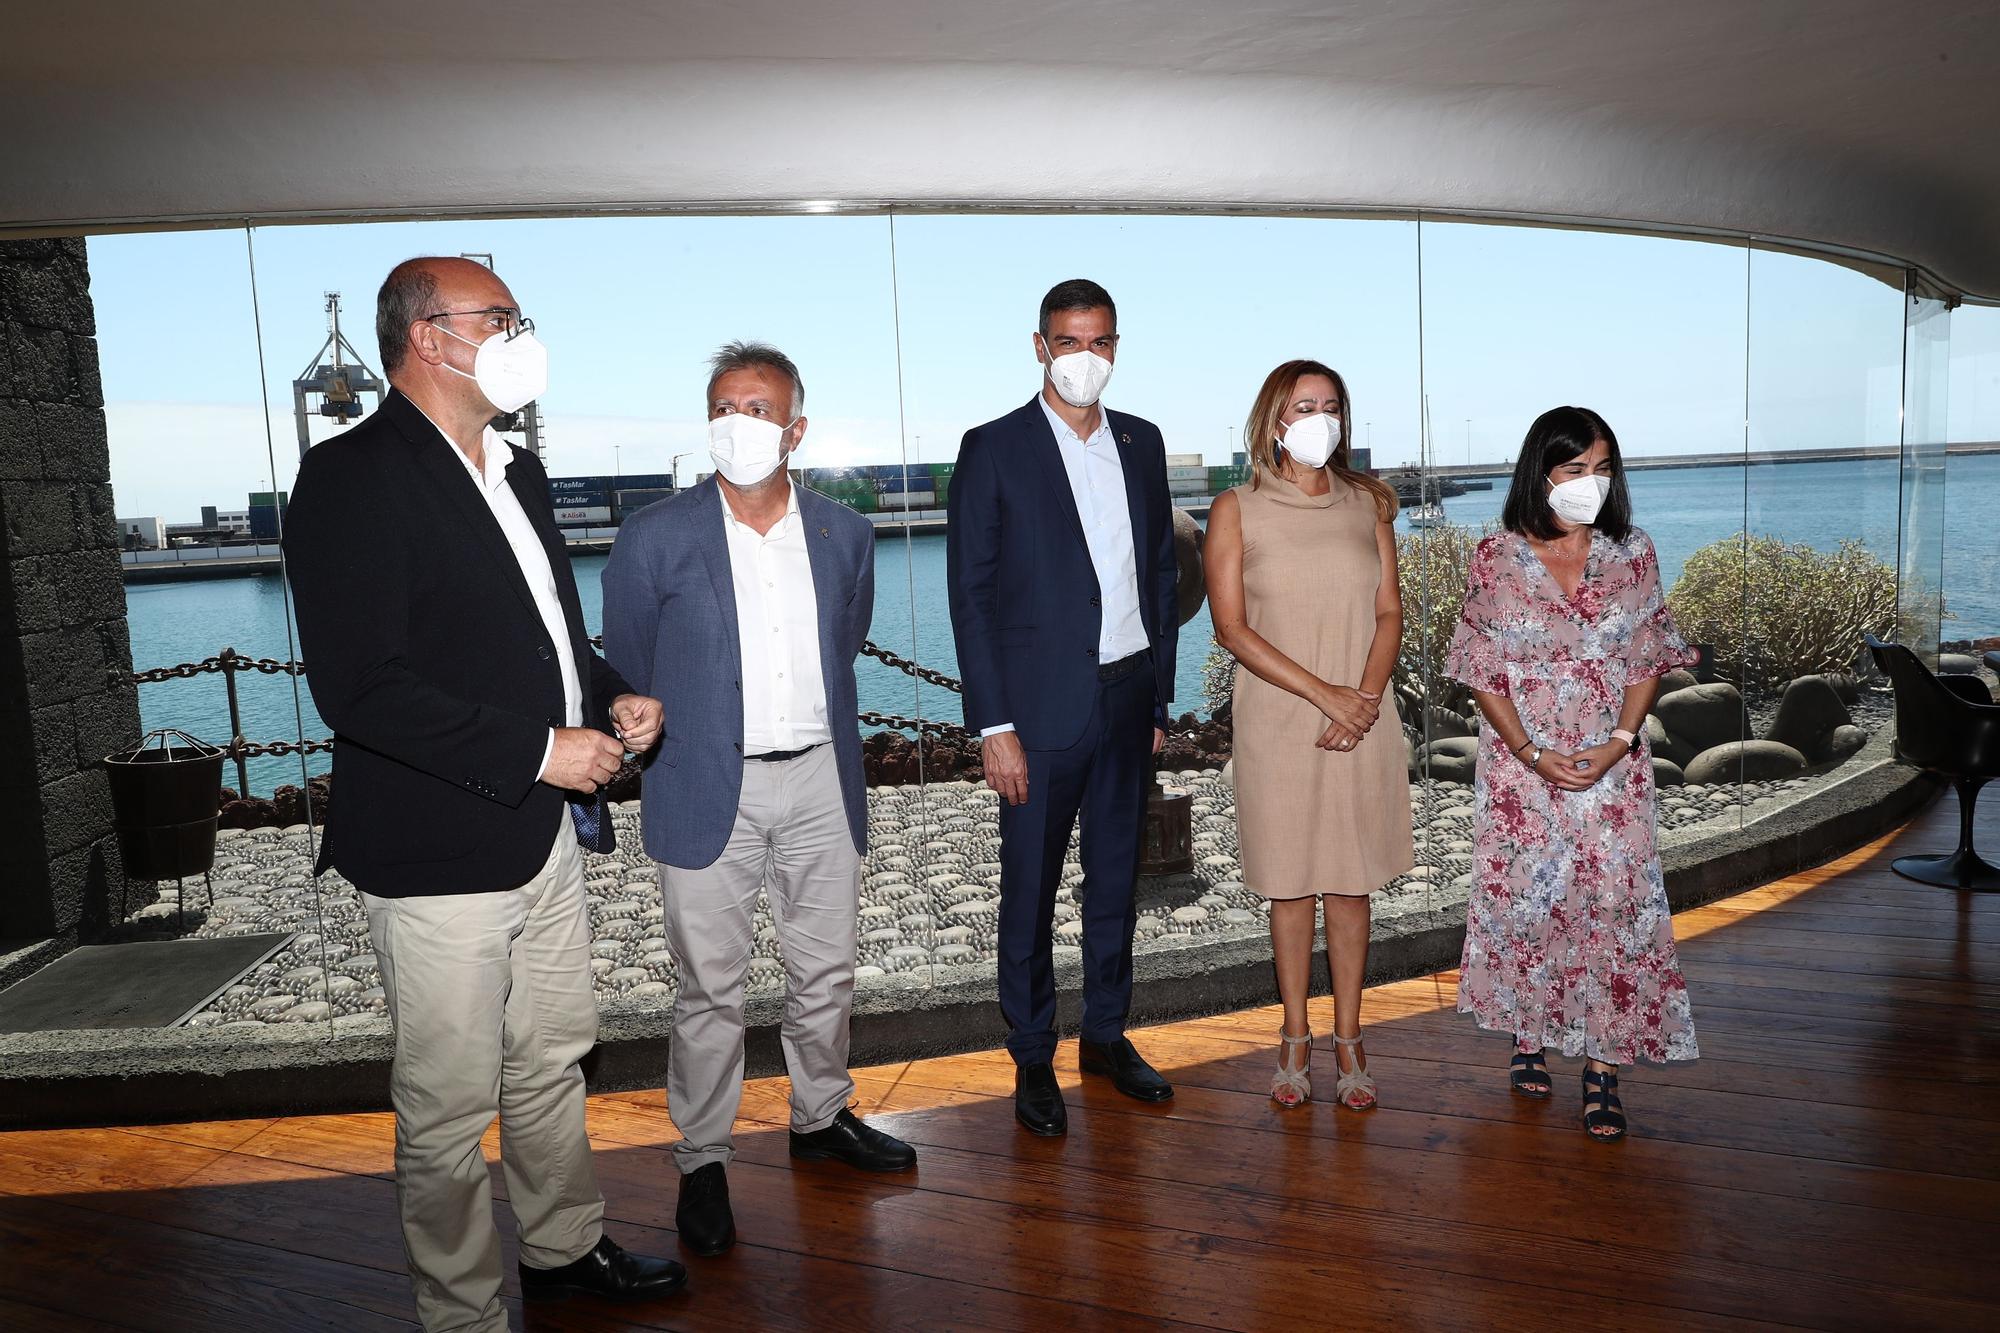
[247, 490, 288, 509]
[614, 488, 674, 515]
[248, 505, 284, 541]
[876, 491, 936, 509]
[1165, 453, 1203, 468]
[1166, 466, 1208, 481]
[1208, 464, 1249, 489]
[547, 487, 609, 508]
[553, 506, 612, 525]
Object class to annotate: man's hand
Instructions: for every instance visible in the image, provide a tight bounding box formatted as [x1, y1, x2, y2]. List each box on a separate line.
[1153, 727, 1165, 755]
[541, 727, 624, 793]
[609, 693, 664, 752]
[983, 731, 1030, 806]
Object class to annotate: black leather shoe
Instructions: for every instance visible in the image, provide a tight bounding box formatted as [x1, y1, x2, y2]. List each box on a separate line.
[675, 1162, 736, 1257]
[789, 1108, 917, 1172]
[1079, 1037, 1175, 1102]
[1014, 1061, 1068, 1136]
[519, 1236, 687, 1303]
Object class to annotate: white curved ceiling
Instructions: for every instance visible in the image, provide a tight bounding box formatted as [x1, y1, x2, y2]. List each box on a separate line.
[5, 1, 1997, 294]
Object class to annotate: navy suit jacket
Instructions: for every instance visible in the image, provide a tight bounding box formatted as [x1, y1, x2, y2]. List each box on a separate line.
[600, 477, 874, 870]
[946, 395, 1179, 750]
[283, 390, 632, 897]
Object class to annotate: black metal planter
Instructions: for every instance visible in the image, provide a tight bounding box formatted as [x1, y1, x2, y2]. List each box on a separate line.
[105, 729, 226, 924]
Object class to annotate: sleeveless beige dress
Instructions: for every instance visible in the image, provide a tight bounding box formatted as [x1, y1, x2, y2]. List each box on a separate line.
[1231, 468, 1414, 899]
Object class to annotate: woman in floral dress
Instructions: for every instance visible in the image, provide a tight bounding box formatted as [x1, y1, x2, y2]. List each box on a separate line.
[1445, 406, 1700, 1141]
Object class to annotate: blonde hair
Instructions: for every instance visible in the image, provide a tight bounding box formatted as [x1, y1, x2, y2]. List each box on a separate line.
[1244, 359, 1398, 522]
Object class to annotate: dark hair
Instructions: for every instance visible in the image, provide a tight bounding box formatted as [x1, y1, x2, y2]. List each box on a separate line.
[1038, 278, 1116, 338]
[1500, 405, 1633, 541]
[705, 340, 805, 417]
[376, 259, 442, 376]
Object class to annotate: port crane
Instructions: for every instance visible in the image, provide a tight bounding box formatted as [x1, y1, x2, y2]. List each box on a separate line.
[292, 291, 385, 460]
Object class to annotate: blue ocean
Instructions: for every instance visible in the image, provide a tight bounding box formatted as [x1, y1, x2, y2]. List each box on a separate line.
[125, 455, 1999, 793]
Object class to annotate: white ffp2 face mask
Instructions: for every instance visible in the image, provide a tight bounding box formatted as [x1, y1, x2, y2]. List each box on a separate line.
[708, 412, 794, 487]
[1548, 473, 1611, 525]
[438, 324, 548, 415]
[1043, 345, 1114, 408]
[1278, 412, 1341, 469]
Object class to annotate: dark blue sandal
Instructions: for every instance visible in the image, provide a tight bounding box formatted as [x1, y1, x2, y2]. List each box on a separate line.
[1509, 1051, 1552, 1099]
[1581, 1066, 1626, 1141]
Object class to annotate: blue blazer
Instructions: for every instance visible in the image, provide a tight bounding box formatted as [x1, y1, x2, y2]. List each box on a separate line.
[946, 396, 1179, 750]
[600, 477, 874, 870]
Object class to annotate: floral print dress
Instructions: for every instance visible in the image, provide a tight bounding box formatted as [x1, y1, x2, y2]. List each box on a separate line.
[1445, 527, 1701, 1065]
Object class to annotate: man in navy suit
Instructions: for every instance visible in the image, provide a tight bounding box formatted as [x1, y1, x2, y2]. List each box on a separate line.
[602, 342, 915, 1260]
[946, 279, 1180, 1136]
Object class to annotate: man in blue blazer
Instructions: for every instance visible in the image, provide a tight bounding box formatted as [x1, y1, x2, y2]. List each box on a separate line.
[602, 342, 915, 1260]
[946, 279, 1180, 1136]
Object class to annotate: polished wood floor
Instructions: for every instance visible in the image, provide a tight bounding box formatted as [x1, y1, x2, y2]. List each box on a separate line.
[2, 790, 1995, 1331]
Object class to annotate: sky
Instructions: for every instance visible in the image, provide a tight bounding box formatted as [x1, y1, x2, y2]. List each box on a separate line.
[86, 213, 2000, 524]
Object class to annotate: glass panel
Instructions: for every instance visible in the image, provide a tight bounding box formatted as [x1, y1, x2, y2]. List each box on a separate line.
[887, 212, 1424, 993]
[1742, 247, 1905, 825]
[90, 225, 337, 1030]
[1897, 286, 1952, 662]
[237, 214, 916, 1033]
[1415, 218, 1751, 875]
[1944, 303, 2000, 668]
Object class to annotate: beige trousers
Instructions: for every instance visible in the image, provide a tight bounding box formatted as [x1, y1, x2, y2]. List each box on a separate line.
[363, 811, 603, 1333]
[661, 742, 861, 1173]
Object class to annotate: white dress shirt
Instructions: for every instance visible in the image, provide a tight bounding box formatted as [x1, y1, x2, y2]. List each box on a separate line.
[414, 404, 582, 780]
[721, 480, 831, 754]
[982, 396, 1150, 738]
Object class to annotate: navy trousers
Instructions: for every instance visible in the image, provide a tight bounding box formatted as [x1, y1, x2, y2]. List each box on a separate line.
[995, 661, 1154, 1066]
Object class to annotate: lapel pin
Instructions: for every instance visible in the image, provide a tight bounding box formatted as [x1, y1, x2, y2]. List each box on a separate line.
[820, 526, 830, 538]
[1121, 433, 1131, 444]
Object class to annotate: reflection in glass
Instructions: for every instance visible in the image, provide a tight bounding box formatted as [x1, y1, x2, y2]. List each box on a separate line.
[1741, 247, 1906, 826]
[1897, 287, 1952, 662]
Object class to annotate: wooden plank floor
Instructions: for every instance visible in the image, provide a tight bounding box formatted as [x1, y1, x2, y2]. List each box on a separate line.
[3, 790, 1995, 1331]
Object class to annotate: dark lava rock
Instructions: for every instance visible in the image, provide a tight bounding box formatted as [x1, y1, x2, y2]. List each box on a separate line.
[1651, 757, 1685, 787]
[1819, 724, 1868, 764]
[1655, 682, 1750, 756]
[1424, 706, 1473, 740]
[1683, 739, 1807, 786]
[1655, 668, 1700, 698]
[1644, 713, 1694, 767]
[1765, 675, 1853, 760]
[1939, 652, 1979, 675]
[1420, 735, 1479, 783]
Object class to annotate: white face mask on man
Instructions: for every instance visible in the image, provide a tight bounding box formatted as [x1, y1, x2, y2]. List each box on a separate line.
[1042, 343, 1114, 408]
[1278, 412, 1342, 469]
[436, 322, 548, 415]
[1547, 473, 1611, 525]
[708, 412, 795, 487]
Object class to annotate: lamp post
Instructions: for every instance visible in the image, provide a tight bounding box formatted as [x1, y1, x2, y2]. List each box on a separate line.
[670, 450, 696, 489]
[1466, 418, 1472, 468]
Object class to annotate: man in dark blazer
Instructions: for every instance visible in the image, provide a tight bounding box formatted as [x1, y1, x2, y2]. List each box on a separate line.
[601, 341, 914, 1261]
[284, 257, 686, 1330]
[946, 279, 1180, 1136]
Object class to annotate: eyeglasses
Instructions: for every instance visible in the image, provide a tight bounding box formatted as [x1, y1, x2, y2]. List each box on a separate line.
[422, 306, 535, 340]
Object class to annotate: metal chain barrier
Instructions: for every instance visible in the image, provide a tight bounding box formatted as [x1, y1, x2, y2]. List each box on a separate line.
[119, 632, 1206, 769]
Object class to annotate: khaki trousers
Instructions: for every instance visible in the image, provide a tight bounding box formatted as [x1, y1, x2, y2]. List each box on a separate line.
[661, 742, 860, 1172]
[363, 812, 603, 1333]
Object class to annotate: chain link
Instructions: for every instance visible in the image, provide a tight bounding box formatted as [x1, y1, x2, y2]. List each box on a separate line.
[118, 639, 1204, 748]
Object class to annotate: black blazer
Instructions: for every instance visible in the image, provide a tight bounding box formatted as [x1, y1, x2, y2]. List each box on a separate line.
[283, 390, 632, 897]
[946, 395, 1178, 750]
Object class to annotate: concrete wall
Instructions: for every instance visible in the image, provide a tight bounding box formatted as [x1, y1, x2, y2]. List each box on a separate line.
[0, 237, 144, 958]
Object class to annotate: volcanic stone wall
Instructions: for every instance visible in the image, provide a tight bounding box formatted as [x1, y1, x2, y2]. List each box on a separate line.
[0, 237, 144, 954]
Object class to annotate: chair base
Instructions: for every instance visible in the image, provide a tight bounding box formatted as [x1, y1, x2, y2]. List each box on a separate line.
[1891, 850, 2000, 892]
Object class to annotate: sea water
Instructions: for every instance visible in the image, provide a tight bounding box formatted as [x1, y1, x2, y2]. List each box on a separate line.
[125, 455, 1998, 793]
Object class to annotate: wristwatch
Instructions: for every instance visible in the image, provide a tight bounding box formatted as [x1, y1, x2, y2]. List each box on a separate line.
[1611, 728, 1639, 754]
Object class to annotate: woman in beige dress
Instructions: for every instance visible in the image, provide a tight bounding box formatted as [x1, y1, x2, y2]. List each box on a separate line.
[1204, 360, 1413, 1110]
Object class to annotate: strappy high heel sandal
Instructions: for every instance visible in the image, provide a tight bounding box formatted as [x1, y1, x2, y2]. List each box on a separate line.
[1331, 1034, 1377, 1111]
[1581, 1065, 1626, 1141]
[1271, 1029, 1313, 1108]
[1509, 1050, 1552, 1099]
